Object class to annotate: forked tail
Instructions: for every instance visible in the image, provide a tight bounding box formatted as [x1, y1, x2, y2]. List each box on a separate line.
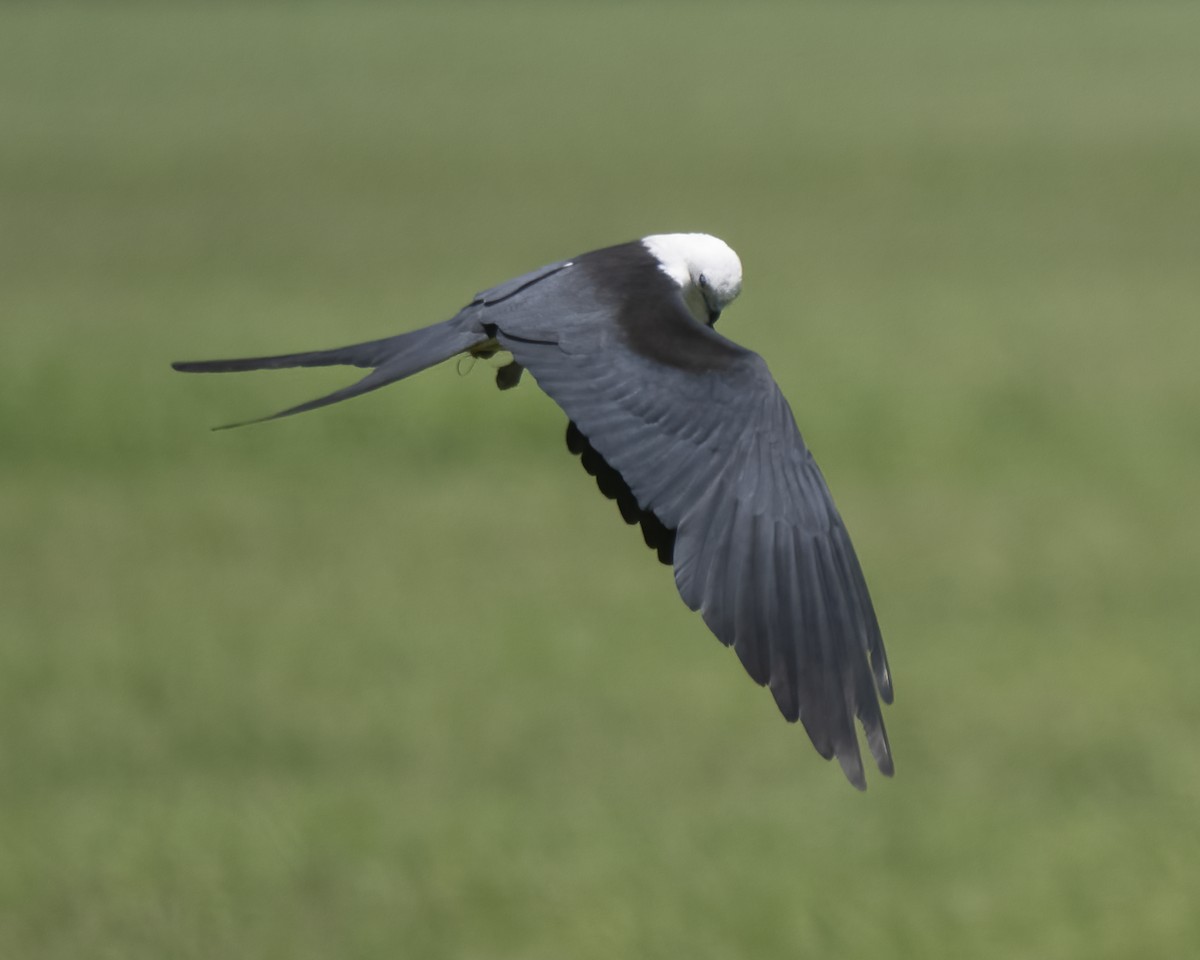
[173, 317, 481, 429]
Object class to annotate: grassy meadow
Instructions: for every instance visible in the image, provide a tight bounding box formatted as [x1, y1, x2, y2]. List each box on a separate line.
[3, 3, 1199, 957]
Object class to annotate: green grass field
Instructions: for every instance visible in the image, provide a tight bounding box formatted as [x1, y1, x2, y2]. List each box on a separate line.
[3, 3, 1199, 957]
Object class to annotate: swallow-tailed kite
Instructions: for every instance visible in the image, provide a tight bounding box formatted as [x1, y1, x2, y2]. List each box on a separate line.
[174, 233, 894, 788]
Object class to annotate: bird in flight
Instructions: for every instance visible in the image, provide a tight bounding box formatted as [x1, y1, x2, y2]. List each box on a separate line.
[174, 233, 894, 788]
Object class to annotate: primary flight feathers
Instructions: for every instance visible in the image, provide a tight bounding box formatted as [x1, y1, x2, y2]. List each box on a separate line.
[174, 233, 894, 788]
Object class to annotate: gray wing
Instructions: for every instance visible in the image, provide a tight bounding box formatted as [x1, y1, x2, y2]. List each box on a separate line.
[493, 294, 893, 788]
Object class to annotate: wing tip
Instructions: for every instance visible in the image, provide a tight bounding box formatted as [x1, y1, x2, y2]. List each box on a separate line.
[837, 751, 868, 791]
[838, 742, 894, 790]
[866, 724, 895, 779]
[874, 659, 894, 704]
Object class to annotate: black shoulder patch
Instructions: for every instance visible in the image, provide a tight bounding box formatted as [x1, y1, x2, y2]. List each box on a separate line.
[575, 242, 745, 373]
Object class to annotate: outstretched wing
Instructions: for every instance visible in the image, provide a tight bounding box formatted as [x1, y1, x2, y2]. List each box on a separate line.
[493, 277, 893, 788]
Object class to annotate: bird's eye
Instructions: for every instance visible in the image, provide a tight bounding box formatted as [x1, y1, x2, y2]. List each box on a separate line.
[698, 274, 709, 289]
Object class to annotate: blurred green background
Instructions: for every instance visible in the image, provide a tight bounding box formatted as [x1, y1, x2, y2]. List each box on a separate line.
[3, 2, 1199, 957]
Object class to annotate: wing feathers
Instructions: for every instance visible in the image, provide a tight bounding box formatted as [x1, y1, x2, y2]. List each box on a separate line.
[499, 296, 893, 787]
[731, 506, 770, 685]
[815, 534, 868, 789]
[566, 422, 675, 564]
[768, 521, 802, 722]
[797, 535, 835, 760]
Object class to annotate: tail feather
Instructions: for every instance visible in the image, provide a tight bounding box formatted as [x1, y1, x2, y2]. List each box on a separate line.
[173, 317, 481, 429]
[208, 365, 411, 430]
[172, 332, 409, 374]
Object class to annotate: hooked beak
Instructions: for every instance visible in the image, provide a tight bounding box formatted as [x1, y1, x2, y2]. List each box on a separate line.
[707, 307, 721, 326]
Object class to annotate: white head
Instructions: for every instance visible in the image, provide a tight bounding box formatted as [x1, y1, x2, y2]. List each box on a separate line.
[642, 233, 743, 325]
